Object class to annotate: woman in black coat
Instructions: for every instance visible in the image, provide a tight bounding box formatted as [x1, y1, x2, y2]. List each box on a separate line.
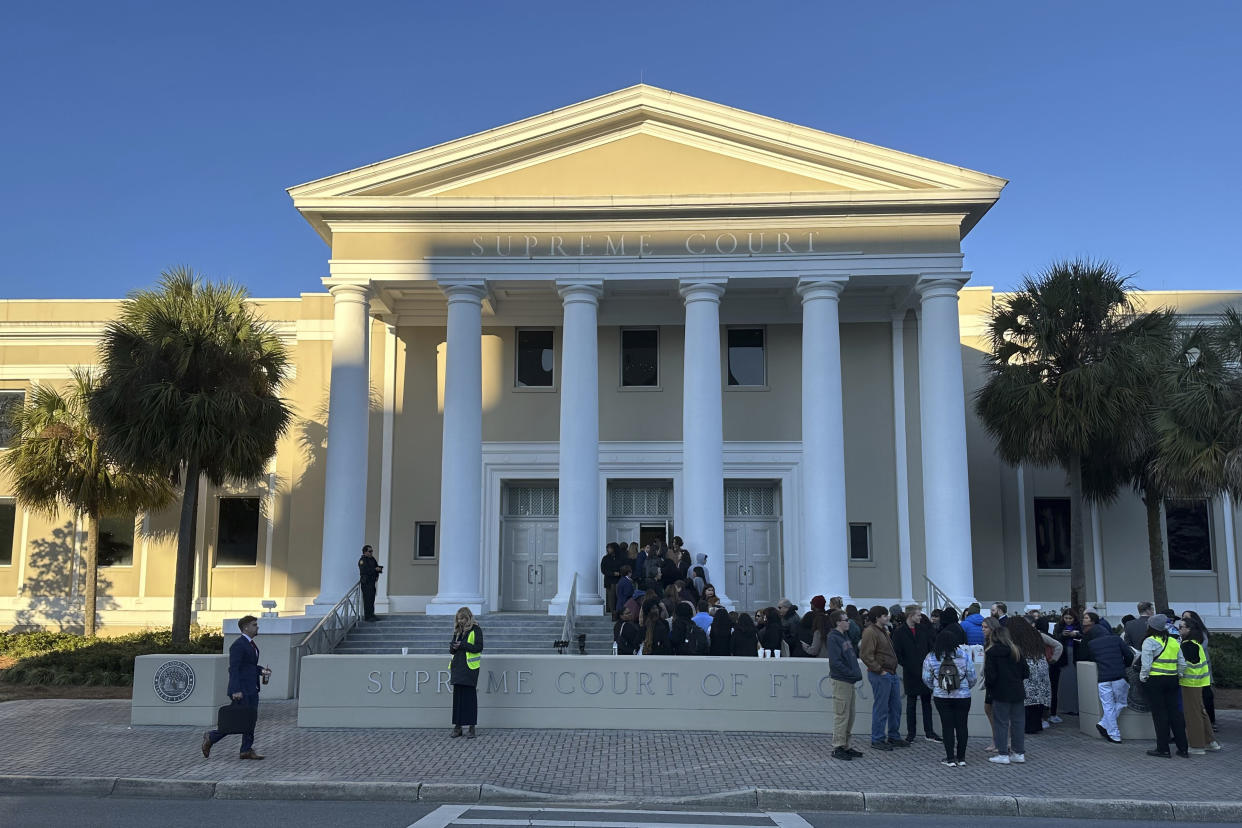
[731, 612, 759, 657]
[449, 607, 483, 738]
[709, 606, 734, 656]
[613, 605, 642, 655]
[641, 600, 671, 655]
[756, 607, 784, 655]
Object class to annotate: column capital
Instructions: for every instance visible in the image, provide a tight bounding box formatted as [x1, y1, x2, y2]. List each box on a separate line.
[678, 278, 726, 303]
[796, 276, 848, 302]
[555, 280, 604, 304]
[438, 279, 488, 304]
[328, 282, 371, 304]
[915, 272, 970, 300]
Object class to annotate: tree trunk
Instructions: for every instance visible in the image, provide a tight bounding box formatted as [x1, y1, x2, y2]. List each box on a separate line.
[172, 459, 201, 645]
[1143, 488, 1170, 611]
[1068, 454, 1087, 613]
[83, 512, 99, 638]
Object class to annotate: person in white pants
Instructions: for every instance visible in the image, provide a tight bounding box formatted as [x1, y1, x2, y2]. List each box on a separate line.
[1080, 613, 1134, 743]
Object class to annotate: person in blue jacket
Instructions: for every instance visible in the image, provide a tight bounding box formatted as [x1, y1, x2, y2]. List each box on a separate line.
[960, 604, 986, 646]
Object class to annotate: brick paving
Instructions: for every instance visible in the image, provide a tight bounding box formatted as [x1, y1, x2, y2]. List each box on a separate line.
[1, 699, 1240, 800]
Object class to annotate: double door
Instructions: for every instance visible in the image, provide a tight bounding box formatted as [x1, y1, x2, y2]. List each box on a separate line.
[499, 519, 558, 611]
[724, 519, 782, 612]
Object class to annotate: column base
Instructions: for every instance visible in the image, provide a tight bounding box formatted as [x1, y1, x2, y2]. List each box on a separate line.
[547, 596, 606, 616]
[425, 595, 485, 616]
[1227, 604, 1242, 618]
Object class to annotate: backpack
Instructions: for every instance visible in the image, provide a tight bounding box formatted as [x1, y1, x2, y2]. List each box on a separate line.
[687, 624, 709, 656]
[936, 655, 962, 692]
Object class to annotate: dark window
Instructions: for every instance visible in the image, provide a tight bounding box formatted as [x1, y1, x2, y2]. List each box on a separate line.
[848, 523, 871, 561]
[98, 514, 135, 567]
[0, 501, 15, 566]
[415, 522, 437, 560]
[621, 329, 659, 387]
[216, 497, 260, 566]
[1167, 499, 1212, 571]
[1034, 498, 1071, 569]
[515, 329, 554, 387]
[727, 328, 766, 386]
[0, 391, 25, 449]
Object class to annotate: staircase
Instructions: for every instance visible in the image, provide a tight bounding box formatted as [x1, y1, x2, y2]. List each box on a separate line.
[332, 613, 618, 655]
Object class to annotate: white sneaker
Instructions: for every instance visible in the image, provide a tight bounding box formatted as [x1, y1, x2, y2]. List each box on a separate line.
[1009, 753, 1025, 763]
[1041, 720, 1050, 730]
[988, 754, 1010, 765]
[1049, 716, 1063, 724]
[1188, 748, 1207, 755]
[1207, 741, 1222, 752]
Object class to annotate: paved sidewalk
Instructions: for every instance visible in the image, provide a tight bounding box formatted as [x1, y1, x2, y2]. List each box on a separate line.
[1, 699, 1240, 807]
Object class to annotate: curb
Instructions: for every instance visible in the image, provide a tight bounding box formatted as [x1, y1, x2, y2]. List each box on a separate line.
[1, 775, 1240, 821]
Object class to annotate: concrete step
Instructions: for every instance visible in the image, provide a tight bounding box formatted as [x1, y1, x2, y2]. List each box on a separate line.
[331, 613, 616, 656]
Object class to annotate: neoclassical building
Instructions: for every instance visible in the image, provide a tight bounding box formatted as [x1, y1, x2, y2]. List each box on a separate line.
[1, 86, 1239, 630]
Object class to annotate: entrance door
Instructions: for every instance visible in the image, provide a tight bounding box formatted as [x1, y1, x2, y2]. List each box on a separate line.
[605, 481, 673, 554]
[723, 483, 783, 612]
[499, 484, 559, 611]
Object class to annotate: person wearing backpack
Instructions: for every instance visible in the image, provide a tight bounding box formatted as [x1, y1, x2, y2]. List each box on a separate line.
[922, 629, 977, 766]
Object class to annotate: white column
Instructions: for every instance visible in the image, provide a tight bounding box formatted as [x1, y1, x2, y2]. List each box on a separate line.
[375, 323, 399, 614]
[311, 283, 371, 612]
[1091, 502, 1106, 610]
[427, 282, 487, 615]
[891, 310, 914, 605]
[797, 277, 850, 605]
[1223, 494, 1239, 615]
[916, 274, 977, 606]
[1017, 464, 1031, 605]
[551, 281, 604, 615]
[680, 279, 730, 607]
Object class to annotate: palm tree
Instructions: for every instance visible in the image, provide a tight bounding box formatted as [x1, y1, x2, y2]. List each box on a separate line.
[89, 269, 291, 643]
[975, 259, 1171, 611]
[0, 370, 173, 636]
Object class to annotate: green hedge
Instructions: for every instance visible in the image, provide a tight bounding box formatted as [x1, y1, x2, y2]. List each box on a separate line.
[1211, 633, 1242, 689]
[0, 628, 223, 687]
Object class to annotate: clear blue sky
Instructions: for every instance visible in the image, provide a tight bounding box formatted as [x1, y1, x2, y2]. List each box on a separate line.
[2, 2, 1238, 299]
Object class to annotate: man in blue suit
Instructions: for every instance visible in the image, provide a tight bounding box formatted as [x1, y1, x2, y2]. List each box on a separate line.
[202, 615, 271, 760]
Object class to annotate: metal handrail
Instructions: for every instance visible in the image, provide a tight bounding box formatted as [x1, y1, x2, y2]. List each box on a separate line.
[558, 572, 578, 654]
[925, 576, 960, 614]
[292, 580, 363, 694]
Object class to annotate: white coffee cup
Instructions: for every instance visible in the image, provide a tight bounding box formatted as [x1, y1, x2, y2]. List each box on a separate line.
[401, 647, 408, 655]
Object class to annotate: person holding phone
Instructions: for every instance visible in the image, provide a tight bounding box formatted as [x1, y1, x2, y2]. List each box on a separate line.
[358, 544, 383, 622]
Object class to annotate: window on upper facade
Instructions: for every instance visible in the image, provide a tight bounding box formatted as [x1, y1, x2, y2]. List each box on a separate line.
[1166, 498, 1213, 571]
[848, 523, 872, 561]
[727, 328, 766, 386]
[415, 522, 437, 560]
[1034, 497, 1071, 569]
[216, 497, 260, 567]
[99, 513, 136, 567]
[620, 329, 659, 387]
[515, 329, 554, 388]
[0, 391, 26, 449]
[0, 499, 15, 566]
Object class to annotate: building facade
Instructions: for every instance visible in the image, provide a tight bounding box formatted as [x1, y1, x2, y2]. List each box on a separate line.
[1, 87, 1240, 631]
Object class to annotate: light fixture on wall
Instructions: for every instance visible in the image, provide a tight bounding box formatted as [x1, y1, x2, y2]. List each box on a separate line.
[261, 599, 278, 618]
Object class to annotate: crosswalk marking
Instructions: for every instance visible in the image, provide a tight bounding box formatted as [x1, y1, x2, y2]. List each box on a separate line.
[407, 805, 813, 828]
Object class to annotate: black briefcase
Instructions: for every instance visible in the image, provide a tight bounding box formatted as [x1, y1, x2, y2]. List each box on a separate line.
[215, 700, 258, 735]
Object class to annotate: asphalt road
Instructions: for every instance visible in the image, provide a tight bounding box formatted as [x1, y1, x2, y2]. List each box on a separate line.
[2, 797, 1238, 828]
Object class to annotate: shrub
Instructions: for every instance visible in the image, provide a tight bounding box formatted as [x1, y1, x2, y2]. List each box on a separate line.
[1211, 633, 1242, 689]
[0, 627, 223, 686]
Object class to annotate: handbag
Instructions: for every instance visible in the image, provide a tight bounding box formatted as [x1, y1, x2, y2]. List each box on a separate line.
[1124, 663, 1151, 713]
[215, 698, 258, 735]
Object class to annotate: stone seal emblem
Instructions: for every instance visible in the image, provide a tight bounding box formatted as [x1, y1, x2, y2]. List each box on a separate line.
[153, 659, 196, 703]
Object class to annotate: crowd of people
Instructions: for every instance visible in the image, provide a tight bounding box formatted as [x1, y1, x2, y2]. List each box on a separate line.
[603, 542, 1226, 766]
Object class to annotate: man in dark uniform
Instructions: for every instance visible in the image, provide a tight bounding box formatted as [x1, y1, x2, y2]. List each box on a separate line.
[358, 544, 382, 622]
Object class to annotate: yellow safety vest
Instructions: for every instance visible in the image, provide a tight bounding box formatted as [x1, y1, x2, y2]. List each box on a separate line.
[449, 628, 481, 672]
[1180, 642, 1210, 688]
[1148, 636, 1180, 677]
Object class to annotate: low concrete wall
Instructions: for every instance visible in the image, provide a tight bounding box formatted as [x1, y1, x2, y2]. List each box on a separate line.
[1076, 660, 1156, 740]
[299, 654, 993, 734]
[131, 654, 229, 726]
[221, 615, 318, 701]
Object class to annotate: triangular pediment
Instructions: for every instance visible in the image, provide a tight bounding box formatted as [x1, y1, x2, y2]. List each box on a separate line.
[289, 85, 1005, 238]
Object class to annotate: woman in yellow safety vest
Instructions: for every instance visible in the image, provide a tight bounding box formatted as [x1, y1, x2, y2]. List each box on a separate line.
[1178, 618, 1221, 754]
[449, 607, 483, 739]
[1139, 614, 1188, 758]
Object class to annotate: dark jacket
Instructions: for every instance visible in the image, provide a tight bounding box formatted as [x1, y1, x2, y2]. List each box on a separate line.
[709, 615, 734, 656]
[984, 643, 1029, 703]
[600, 551, 622, 588]
[731, 628, 759, 657]
[1081, 624, 1133, 683]
[891, 620, 935, 692]
[1053, 621, 1081, 667]
[779, 608, 804, 657]
[615, 575, 635, 612]
[449, 624, 482, 687]
[757, 620, 784, 653]
[827, 628, 863, 683]
[1123, 616, 1151, 650]
[644, 622, 671, 655]
[357, 554, 381, 586]
[227, 635, 265, 697]
[659, 557, 680, 589]
[613, 619, 642, 655]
